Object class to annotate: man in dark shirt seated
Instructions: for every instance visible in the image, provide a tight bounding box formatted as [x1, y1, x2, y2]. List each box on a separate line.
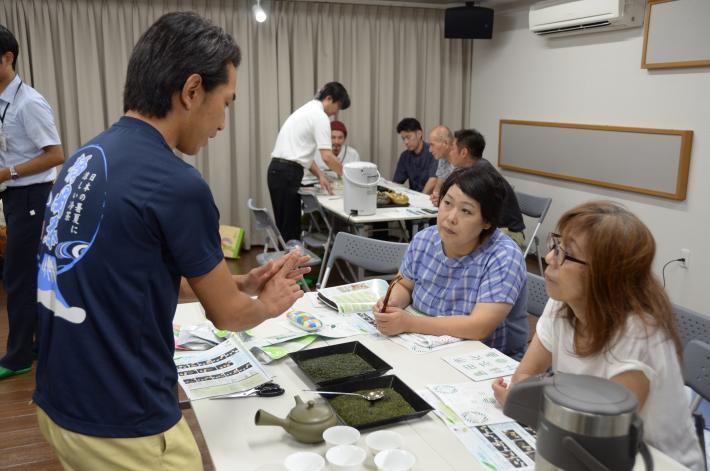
[449, 128, 526, 246]
[392, 118, 437, 194]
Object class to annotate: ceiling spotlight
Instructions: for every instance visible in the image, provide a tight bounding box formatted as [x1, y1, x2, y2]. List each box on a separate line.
[253, 0, 267, 23]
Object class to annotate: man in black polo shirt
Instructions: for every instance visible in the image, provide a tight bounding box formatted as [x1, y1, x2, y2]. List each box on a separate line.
[449, 128, 526, 246]
[392, 118, 437, 194]
[34, 12, 308, 469]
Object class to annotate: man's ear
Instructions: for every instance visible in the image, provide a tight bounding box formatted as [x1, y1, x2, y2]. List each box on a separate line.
[0, 51, 13, 68]
[180, 73, 203, 110]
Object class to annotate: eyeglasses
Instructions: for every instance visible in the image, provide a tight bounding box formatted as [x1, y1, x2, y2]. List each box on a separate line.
[546, 233, 587, 266]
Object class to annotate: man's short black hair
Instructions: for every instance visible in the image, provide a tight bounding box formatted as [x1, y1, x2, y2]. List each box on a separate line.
[396, 118, 422, 134]
[440, 165, 506, 240]
[123, 12, 242, 118]
[0, 25, 19, 70]
[454, 128, 486, 159]
[315, 82, 350, 110]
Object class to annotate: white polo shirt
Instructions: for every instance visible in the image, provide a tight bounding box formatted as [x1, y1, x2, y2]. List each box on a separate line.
[271, 99, 331, 168]
[0, 74, 61, 187]
[313, 145, 360, 172]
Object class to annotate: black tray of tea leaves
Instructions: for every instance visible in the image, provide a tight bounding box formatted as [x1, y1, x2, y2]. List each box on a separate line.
[319, 374, 433, 430]
[289, 341, 392, 387]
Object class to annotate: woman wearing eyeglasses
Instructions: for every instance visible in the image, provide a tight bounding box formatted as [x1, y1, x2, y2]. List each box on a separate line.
[492, 201, 703, 470]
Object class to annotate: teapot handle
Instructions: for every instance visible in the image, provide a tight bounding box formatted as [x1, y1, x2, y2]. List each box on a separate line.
[630, 417, 654, 471]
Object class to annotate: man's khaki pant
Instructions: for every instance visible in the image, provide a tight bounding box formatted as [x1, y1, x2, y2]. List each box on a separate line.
[37, 407, 203, 471]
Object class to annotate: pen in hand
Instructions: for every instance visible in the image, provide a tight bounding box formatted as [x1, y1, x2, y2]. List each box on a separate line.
[381, 274, 403, 312]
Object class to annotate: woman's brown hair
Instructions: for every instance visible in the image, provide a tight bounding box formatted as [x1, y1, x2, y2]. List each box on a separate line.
[557, 201, 682, 357]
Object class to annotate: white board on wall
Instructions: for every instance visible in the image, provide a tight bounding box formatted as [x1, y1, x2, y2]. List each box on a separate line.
[498, 120, 693, 200]
[642, 0, 710, 69]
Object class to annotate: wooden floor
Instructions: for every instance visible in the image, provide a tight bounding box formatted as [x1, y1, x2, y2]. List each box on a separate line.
[0, 243, 543, 470]
[0, 248, 265, 470]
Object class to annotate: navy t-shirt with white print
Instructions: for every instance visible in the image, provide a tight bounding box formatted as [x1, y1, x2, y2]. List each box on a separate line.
[34, 117, 224, 437]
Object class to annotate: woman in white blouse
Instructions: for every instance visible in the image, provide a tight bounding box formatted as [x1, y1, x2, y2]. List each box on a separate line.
[492, 201, 703, 471]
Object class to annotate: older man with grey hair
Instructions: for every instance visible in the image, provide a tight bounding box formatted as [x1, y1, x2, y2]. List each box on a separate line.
[428, 125, 455, 206]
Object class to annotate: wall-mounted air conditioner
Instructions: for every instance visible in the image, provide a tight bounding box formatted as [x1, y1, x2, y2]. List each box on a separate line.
[529, 0, 644, 37]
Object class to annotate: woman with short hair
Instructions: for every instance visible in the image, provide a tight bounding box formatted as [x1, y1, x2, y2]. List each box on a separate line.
[373, 167, 528, 359]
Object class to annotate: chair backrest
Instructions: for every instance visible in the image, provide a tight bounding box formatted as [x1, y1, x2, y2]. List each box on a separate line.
[320, 232, 408, 288]
[301, 192, 320, 214]
[673, 303, 710, 350]
[247, 198, 287, 251]
[300, 193, 331, 232]
[515, 191, 552, 221]
[515, 191, 552, 258]
[684, 339, 710, 402]
[526, 272, 548, 318]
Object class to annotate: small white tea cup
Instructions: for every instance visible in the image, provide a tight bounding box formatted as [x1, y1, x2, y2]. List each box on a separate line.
[326, 444, 367, 471]
[374, 449, 416, 471]
[323, 425, 361, 449]
[365, 430, 403, 456]
[283, 451, 325, 471]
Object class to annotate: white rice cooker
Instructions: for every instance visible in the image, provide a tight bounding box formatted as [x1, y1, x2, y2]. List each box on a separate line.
[343, 162, 380, 216]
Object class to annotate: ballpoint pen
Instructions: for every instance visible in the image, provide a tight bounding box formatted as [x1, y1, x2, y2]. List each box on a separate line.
[381, 274, 403, 312]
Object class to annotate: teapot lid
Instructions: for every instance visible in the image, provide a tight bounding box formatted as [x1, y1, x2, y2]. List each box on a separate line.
[544, 374, 638, 416]
[289, 395, 334, 424]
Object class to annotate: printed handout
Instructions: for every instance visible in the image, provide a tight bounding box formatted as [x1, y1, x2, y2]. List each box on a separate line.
[175, 336, 271, 400]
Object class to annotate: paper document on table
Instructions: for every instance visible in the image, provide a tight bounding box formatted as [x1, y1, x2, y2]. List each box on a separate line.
[418, 389, 536, 471]
[173, 321, 229, 351]
[388, 305, 463, 353]
[247, 335, 318, 363]
[231, 306, 376, 363]
[428, 380, 511, 427]
[233, 321, 316, 364]
[444, 348, 519, 381]
[282, 308, 377, 337]
[304, 291, 328, 308]
[175, 336, 271, 400]
[390, 333, 462, 354]
[317, 279, 388, 314]
[263, 306, 376, 339]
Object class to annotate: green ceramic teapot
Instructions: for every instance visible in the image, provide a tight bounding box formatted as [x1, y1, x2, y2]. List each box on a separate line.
[254, 395, 338, 444]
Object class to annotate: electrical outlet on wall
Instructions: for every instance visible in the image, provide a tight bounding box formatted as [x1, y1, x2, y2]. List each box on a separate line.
[680, 249, 690, 269]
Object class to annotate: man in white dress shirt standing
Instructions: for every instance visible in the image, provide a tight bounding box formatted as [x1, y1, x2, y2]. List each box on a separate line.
[268, 82, 350, 241]
[0, 25, 64, 379]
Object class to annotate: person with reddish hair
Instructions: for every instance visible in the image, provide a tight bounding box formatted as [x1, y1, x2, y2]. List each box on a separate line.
[310, 120, 360, 175]
[492, 201, 703, 470]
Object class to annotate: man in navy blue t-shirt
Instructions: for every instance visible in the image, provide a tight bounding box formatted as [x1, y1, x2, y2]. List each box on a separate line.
[34, 13, 308, 470]
[392, 117, 438, 194]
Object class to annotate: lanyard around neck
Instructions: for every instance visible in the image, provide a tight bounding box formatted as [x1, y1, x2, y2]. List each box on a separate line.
[0, 80, 23, 126]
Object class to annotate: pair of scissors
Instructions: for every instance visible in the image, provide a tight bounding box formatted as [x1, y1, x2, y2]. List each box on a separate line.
[212, 382, 285, 400]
